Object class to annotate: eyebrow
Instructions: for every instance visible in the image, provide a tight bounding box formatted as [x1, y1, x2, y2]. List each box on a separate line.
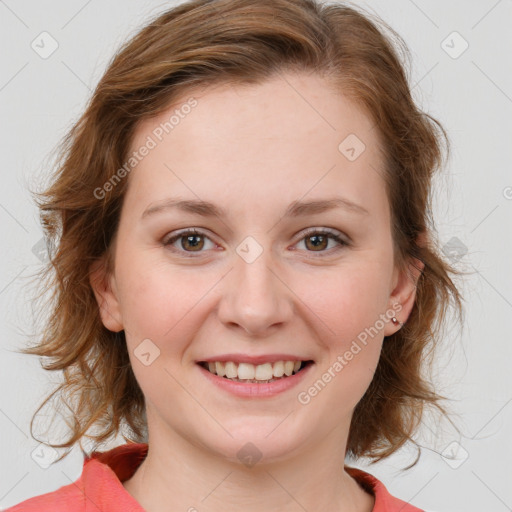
[141, 196, 370, 220]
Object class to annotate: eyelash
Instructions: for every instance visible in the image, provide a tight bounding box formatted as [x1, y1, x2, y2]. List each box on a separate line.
[162, 227, 349, 258]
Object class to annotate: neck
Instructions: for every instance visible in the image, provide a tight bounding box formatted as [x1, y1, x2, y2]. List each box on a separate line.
[122, 409, 374, 512]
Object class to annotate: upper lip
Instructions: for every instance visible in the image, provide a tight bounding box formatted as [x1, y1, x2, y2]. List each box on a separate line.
[197, 354, 313, 365]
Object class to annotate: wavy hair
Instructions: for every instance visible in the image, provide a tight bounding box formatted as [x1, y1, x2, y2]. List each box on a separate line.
[19, 0, 464, 464]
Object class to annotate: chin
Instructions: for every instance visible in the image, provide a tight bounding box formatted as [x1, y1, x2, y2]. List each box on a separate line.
[196, 417, 312, 467]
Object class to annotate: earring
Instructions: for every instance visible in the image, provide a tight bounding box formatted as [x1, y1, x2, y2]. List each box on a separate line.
[391, 317, 404, 328]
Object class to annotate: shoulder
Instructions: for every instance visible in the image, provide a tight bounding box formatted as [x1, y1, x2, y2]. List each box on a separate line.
[346, 466, 424, 512]
[3, 443, 148, 512]
[3, 481, 86, 512]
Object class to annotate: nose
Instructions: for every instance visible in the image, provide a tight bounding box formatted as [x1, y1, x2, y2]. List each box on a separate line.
[216, 242, 294, 336]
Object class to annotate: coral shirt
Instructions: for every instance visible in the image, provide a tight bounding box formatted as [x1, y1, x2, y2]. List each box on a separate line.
[5, 442, 423, 511]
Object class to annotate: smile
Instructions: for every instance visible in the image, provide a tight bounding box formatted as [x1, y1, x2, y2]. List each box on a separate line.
[196, 360, 315, 397]
[198, 360, 313, 383]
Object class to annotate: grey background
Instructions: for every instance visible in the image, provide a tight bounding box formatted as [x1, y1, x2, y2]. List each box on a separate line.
[1, 1, 511, 511]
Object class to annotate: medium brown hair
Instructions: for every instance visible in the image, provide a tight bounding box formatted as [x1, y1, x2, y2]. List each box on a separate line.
[20, 0, 463, 464]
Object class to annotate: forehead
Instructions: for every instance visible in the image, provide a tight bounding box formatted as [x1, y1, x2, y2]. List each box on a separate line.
[124, 72, 387, 218]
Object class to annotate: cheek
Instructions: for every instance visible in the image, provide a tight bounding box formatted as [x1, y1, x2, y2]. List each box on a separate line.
[115, 258, 206, 402]
[115, 250, 223, 362]
[115, 244, 185, 325]
[294, 258, 390, 400]
[297, 256, 392, 338]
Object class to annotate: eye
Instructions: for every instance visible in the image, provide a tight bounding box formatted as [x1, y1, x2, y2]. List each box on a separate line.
[162, 227, 349, 258]
[163, 229, 216, 257]
[294, 228, 349, 255]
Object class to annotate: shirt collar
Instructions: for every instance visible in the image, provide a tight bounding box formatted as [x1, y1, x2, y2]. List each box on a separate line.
[79, 442, 420, 512]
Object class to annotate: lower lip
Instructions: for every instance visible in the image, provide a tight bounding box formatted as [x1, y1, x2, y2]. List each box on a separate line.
[197, 362, 314, 398]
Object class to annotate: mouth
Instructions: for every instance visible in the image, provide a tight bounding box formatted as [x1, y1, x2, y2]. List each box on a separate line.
[196, 359, 315, 384]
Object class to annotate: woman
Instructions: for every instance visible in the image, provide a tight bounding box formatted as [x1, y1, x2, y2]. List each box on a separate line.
[6, 0, 463, 510]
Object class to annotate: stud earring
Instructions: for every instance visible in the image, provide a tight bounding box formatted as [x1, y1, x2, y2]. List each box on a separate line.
[391, 317, 404, 328]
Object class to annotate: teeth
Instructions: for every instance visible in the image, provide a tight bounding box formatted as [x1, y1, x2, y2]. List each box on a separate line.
[215, 361, 226, 377]
[239, 362, 256, 380]
[203, 360, 307, 380]
[225, 361, 237, 379]
[254, 363, 272, 380]
[273, 361, 284, 377]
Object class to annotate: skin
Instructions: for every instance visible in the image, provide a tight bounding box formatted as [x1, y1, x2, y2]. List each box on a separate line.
[90, 71, 423, 512]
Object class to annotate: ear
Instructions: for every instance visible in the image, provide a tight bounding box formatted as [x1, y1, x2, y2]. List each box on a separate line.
[89, 257, 124, 332]
[383, 235, 426, 337]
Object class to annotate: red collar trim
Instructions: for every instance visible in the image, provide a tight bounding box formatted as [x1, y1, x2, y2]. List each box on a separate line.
[80, 442, 421, 512]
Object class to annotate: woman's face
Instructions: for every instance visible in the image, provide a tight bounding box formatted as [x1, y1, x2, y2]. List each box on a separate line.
[91, 72, 418, 464]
